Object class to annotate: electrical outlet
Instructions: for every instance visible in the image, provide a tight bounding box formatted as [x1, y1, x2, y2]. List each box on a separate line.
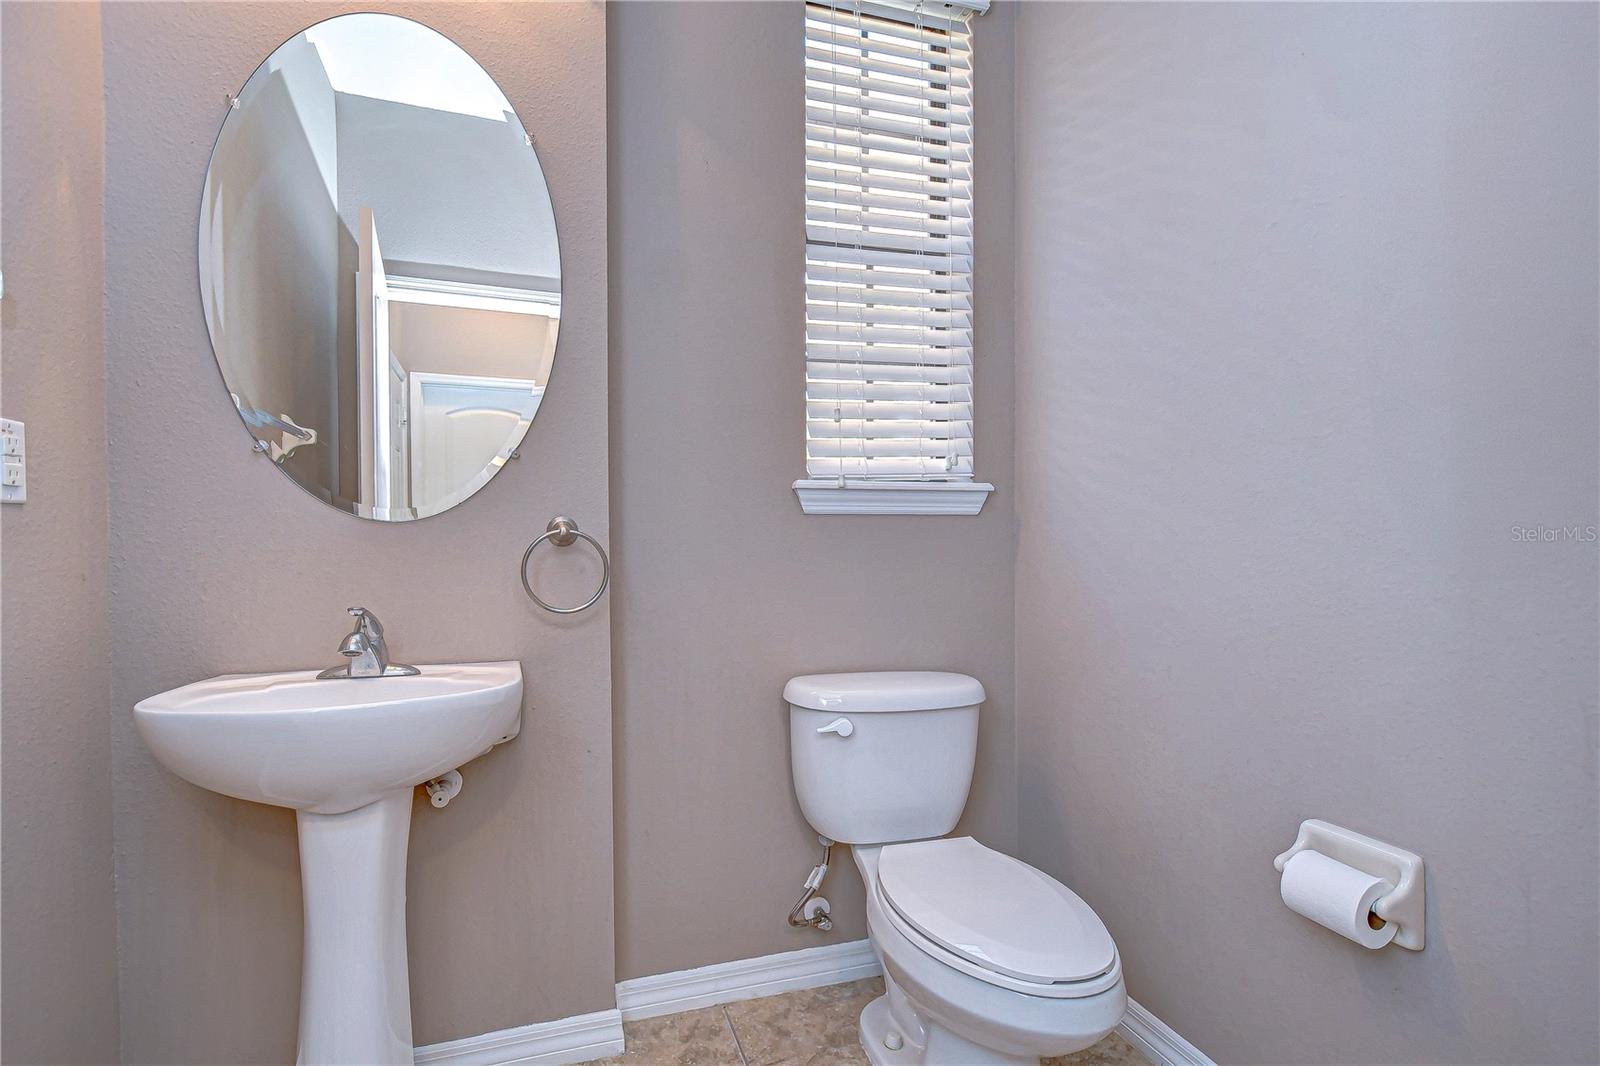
[1, 419, 26, 503]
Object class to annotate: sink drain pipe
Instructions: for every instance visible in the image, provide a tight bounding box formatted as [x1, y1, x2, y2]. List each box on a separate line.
[787, 835, 834, 932]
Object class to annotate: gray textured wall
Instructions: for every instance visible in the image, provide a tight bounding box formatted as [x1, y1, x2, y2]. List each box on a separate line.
[608, 0, 1018, 981]
[0, 4, 122, 1061]
[100, 3, 611, 1060]
[1012, 4, 1600, 1063]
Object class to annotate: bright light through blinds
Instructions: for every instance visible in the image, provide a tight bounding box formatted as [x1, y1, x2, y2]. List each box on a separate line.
[804, 2, 974, 483]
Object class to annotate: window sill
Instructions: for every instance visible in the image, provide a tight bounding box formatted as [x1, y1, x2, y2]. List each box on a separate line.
[792, 479, 995, 516]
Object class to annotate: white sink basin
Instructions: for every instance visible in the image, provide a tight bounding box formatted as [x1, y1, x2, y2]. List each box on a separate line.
[134, 661, 522, 1066]
[134, 662, 522, 814]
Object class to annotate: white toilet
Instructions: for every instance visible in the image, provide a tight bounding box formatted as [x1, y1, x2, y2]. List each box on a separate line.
[787, 671, 1127, 1066]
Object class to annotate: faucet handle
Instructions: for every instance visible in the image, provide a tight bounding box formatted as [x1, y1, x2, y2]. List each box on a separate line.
[346, 606, 384, 637]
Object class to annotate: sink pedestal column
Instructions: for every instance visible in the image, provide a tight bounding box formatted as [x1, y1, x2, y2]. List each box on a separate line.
[296, 788, 414, 1065]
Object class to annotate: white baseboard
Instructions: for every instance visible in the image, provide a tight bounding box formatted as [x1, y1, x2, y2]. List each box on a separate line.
[1119, 997, 1214, 1066]
[414, 940, 1211, 1066]
[615, 938, 882, 1022]
[413, 1008, 625, 1066]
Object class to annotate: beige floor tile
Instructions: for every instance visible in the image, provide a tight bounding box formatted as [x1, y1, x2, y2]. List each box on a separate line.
[595, 980, 1147, 1066]
[596, 1005, 746, 1066]
[724, 978, 884, 1066]
[1043, 1030, 1150, 1066]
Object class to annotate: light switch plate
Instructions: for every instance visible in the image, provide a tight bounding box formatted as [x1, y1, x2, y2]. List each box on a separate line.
[1, 418, 25, 503]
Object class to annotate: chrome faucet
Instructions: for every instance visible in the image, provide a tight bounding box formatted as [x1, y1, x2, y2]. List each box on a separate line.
[317, 607, 420, 679]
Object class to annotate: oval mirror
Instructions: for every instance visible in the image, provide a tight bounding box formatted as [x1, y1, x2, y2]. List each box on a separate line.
[199, 13, 559, 521]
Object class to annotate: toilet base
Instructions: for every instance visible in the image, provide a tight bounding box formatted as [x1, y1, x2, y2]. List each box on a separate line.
[859, 983, 1037, 1066]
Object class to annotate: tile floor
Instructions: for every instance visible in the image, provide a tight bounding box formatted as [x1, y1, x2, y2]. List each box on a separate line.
[595, 977, 1149, 1066]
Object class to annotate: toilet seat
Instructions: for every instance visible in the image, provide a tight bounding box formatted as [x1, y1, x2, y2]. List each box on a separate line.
[875, 837, 1120, 999]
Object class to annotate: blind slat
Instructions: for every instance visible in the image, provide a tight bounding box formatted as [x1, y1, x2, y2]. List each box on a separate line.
[805, 182, 973, 219]
[805, 47, 971, 91]
[806, 361, 971, 386]
[804, 66, 970, 107]
[806, 283, 970, 311]
[804, 104, 972, 146]
[805, 342, 972, 366]
[807, 437, 974, 459]
[806, 412, 966, 435]
[810, 378, 970, 398]
[809, 387, 970, 408]
[806, 225, 971, 259]
[806, 141, 971, 181]
[808, 204, 973, 237]
[806, 163, 970, 201]
[806, 244, 970, 273]
[808, 324, 972, 349]
[805, 260, 972, 293]
[806, 123, 970, 164]
[806, 457, 975, 478]
[807, 303, 970, 329]
[806, 84, 972, 126]
[807, 400, 973, 420]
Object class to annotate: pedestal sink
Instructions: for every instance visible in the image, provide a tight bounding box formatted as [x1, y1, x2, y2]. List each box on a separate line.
[134, 662, 523, 1065]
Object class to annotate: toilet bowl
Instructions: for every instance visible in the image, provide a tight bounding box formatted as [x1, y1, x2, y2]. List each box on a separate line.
[786, 672, 1127, 1066]
[855, 841, 1126, 1065]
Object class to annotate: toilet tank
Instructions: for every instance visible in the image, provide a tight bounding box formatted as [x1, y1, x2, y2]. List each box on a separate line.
[787, 671, 983, 846]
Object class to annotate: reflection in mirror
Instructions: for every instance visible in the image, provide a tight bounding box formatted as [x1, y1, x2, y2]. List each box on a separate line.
[199, 13, 559, 521]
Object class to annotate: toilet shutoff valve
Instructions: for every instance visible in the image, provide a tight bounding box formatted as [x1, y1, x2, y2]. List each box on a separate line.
[787, 835, 835, 933]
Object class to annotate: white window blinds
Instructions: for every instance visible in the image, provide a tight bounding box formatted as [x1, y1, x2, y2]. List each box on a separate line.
[803, 1, 975, 484]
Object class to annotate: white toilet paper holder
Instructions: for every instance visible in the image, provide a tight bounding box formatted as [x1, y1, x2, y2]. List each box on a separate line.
[1274, 819, 1425, 950]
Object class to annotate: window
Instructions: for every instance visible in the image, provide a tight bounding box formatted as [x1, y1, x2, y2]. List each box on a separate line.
[796, 0, 992, 516]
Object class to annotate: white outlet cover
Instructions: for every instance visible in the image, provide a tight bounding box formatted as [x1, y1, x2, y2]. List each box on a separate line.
[1, 418, 26, 504]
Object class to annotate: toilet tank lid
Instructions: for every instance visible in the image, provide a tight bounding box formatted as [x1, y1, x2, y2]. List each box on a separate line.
[784, 671, 985, 712]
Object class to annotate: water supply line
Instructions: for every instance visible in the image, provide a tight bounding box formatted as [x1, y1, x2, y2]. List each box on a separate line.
[787, 835, 834, 932]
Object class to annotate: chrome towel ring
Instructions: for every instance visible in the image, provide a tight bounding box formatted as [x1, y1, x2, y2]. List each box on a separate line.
[520, 516, 611, 614]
